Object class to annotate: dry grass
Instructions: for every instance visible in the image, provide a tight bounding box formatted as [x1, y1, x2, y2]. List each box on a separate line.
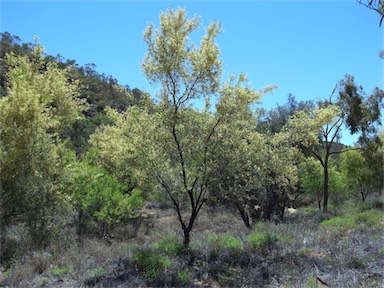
[1, 199, 383, 287]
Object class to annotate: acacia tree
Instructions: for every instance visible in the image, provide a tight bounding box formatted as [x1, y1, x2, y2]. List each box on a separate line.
[209, 120, 300, 228]
[141, 8, 223, 245]
[91, 9, 268, 245]
[0, 46, 87, 244]
[286, 75, 383, 212]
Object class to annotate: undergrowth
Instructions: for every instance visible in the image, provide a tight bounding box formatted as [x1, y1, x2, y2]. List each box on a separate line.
[1, 204, 383, 288]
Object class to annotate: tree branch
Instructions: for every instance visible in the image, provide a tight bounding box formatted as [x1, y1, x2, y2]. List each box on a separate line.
[329, 146, 361, 155]
[356, 0, 384, 26]
[311, 149, 325, 167]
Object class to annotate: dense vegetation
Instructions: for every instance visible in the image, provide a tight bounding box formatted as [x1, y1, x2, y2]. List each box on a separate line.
[0, 7, 383, 288]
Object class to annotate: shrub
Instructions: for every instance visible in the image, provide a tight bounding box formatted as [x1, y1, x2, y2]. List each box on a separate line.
[247, 231, 278, 252]
[51, 265, 72, 277]
[208, 234, 243, 252]
[297, 247, 312, 257]
[89, 267, 107, 278]
[32, 252, 51, 274]
[321, 214, 356, 232]
[152, 235, 187, 256]
[132, 250, 172, 281]
[176, 269, 192, 284]
[306, 275, 321, 288]
[350, 257, 367, 269]
[321, 209, 382, 233]
[355, 210, 381, 226]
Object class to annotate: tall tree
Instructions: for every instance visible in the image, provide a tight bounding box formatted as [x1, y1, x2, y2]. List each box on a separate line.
[92, 9, 269, 245]
[341, 149, 383, 201]
[0, 46, 87, 244]
[286, 75, 383, 211]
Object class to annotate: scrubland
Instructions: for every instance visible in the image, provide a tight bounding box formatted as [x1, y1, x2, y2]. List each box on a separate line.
[1, 196, 383, 288]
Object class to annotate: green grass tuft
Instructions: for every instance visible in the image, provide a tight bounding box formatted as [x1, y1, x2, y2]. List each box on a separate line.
[51, 265, 72, 277]
[151, 235, 187, 256]
[297, 247, 312, 257]
[89, 267, 107, 278]
[208, 234, 243, 251]
[321, 209, 382, 233]
[247, 231, 278, 251]
[321, 214, 356, 231]
[354, 210, 382, 226]
[132, 250, 172, 281]
[176, 269, 192, 284]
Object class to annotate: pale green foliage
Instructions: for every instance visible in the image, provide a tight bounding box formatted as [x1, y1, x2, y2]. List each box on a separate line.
[3, 48, 87, 135]
[211, 97, 300, 224]
[283, 106, 340, 147]
[284, 104, 344, 211]
[217, 74, 267, 118]
[328, 165, 348, 207]
[92, 8, 288, 239]
[90, 106, 160, 193]
[0, 47, 87, 243]
[143, 8, 222, 103]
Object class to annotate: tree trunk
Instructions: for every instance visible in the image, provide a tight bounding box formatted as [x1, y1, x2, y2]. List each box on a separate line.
[235, 202, 251, 229]
[183, 228, 190, 246]
[323, 164, 329, 212]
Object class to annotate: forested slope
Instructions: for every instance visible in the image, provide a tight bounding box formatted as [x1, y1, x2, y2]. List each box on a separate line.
[0, 8, 383, 286]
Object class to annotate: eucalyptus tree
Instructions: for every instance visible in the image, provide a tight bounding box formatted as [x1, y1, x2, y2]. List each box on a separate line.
[341, 149, 383, 201]
[285, 75, 383, 211]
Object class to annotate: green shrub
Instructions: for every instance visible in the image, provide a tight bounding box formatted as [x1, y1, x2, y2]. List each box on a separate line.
[355, 210, 381, 226]
[321, 214, 356, 232]
[89, 267, 107, 278]
[350, 257, 367, 269]
[306, 275, 321, 288]
[208, 234, 243, 252]
[51, 265, 72, 277]
[297, 247, 312, 257]
[133, 250, 172, 281]
[247, 231, 278, 251]
[152, 235, 187, 256]
[321, 209, 382, 233]
[176, 269, 192, 284]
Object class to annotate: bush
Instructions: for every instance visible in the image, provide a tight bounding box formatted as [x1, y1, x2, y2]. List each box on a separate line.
[132, 250, 172, 281]
[321, 209, 382, 233]
[297, 247, 313, 257]
[355, 210, 381, 226]
[51, 265, 72, 277]
[208, 234, 243, 252]
[247, 231, 278, 252]
[89, 267, 107, 278]
[176, 269, 192, 285]
[321, 214, 356, 231]
[152, 235, 187, 256]
[350, 257, 367, 269]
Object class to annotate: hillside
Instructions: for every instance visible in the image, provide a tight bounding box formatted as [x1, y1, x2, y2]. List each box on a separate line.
[0, 22, 383, 288]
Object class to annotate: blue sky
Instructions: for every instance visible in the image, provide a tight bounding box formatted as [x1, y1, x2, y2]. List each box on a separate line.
[1, 0, 383, 144]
